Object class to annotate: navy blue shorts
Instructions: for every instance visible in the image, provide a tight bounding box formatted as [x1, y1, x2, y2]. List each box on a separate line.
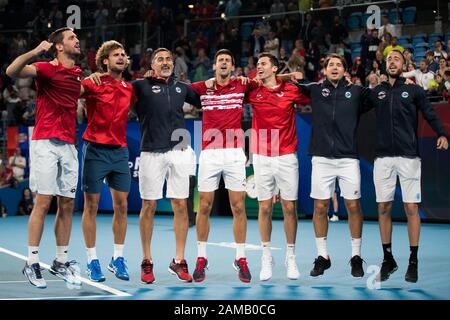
[81, 142, 131, 193]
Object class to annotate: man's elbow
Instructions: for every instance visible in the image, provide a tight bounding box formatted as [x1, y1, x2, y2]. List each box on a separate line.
[5, 66, 15, 78]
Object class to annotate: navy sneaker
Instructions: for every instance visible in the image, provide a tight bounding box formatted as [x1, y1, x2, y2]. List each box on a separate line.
[108, 257, 130, 281]
[87, 259, 105, 282]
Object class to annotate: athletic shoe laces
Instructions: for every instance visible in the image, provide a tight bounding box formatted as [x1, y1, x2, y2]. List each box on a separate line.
[195, 258, 207, 273]
[238, 258, 249, 273]
[142, 261, 153, 274]
[31, 263, 43, 279]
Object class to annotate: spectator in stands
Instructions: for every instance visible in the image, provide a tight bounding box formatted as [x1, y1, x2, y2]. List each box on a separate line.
[350, 57, 366, 83]
[15, 77, 34, 101]
[403, 59, 435, 91]
[447, 40, 450, 56]
[434, 40, 448, 60]
[378, 15, 396, 41]
[192, 47, 211, 82]
[329, 16, 348, 54]
[18, 188, 34, 216]
[367, 72, 380, 89]
[9, 148, 26, 182]
[378, 32, 392, 55]
[279, 47, 290, 71]
[403, 48, 414, 66]
[383, 37, 404, 58]
[299, 12, 314, 49]
[174, 47, 189, 80]
[367, 59, 383, 78]
[360, 28, 373, 69]
[437, 56, 448, 78]
[292, 39, 306, 58]
[270, 0, 285, 21]
[426, 51, 439, 73]
[305, 40, 320, 81]
[0, 160, 14, 187]
[442, 70, 450, 101]
[278, 18, 295, 54]
[249, 27, 265, 60]
[264, 30, 280, 58]
[12, 33, 28, 56]
[367, 29, 381, 63]
[48, 5, 64, 30]
[3, 84, 21, 125]
[22, 96, 36, 126]
[225, 0, 242, 19]
[311, 18, 327, 54]
[94, 1, 109, 45]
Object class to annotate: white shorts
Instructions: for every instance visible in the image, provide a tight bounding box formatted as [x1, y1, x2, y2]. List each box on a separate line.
[198, 148, 246, 192]
[29, 139, 79, 198]
[139, 146, 195, 200]
[374, 157, 421, 203]
[310, 156, 361, 200]
[253, 153, 299, 201]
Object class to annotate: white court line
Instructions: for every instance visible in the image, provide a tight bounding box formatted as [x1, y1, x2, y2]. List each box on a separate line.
[0, 246, 131, 297]
[207, 242, 281, 251]
[1, 295, 118, 300]
[0, 280, 63, 284]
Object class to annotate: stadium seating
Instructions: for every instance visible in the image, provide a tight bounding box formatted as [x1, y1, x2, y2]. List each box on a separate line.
[348, 12, 362, 30]
[240, 21, 254, 39]
[388, 8, 402, 24]
[402, 6, 417, 24]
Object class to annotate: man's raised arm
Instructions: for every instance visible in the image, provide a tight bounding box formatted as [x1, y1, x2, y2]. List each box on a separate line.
[6, 41, 53, 79]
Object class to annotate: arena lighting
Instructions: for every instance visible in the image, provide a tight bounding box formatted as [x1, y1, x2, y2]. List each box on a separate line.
[188, 4, 194, 9]
[220, 12, 226, 19]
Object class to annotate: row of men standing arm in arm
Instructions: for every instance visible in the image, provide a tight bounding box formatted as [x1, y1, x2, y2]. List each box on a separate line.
[6, 27, 448, 288]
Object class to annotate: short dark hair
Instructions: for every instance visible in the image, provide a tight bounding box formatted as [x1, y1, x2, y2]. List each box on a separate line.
[214, 49, 235, 66]
[387, 50, 405, 63]
[324, 53, 347, 70]
[48, 27, 74, 56]
[420, 58, 429, 66]
[444, 70, 450, 78]
[257, 52, 279, 69]
[151, 48, 173, 63]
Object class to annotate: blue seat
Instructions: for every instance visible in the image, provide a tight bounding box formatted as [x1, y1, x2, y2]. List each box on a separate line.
[348, 12, 362, 30]
[414, 42, 429, 49]
[240, 22, 254, 39]
[402, 6, 417, 24]
[361, 12, 371, 28]
[398, 35, 410, 42]
[412, 37, 425, 46]
[352, 49, 361, 61]
[388, 8, 402, 24]
[403, 43, 413, 50]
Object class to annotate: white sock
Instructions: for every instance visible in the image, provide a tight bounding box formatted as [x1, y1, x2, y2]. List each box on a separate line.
[351, 238, 362, 257]
[236, 243, 246, 259]
[262, 242, 271, 257]
[315, 237, 328, 259]
[197, 241, 207, 258]
[286, 244, 295, 257]
[28, 246, 39, 265]
[86, 247, 97, 263]
[56, 246, 68, 263]
[113, 244, 124, 260]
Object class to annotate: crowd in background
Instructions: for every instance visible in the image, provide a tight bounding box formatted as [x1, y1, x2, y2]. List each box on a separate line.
[1, 0, 450, 192]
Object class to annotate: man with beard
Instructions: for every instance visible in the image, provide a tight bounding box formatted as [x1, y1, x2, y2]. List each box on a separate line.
[7, 27, 83, 288]
[80, 41, 136, 282]
[366, 50, 448, 283]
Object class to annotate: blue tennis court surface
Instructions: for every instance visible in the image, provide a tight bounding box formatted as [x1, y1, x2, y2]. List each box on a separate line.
[1, 214, 449, 300]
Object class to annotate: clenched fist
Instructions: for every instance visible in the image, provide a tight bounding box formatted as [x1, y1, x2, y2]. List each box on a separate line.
[33, 41, 53, 56]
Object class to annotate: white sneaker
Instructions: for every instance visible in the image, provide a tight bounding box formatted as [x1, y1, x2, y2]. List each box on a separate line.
[259, 255, 274, 281]
[330, 214, 339, 222]
[285, 254, 300, 280]
[49, 259, 82, 287]
[23, 262, 47, 289]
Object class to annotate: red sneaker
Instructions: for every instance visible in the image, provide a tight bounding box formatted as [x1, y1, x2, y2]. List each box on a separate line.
[193, 257, 208, 282]
[233, 257, 252, 283]
[168, 259, 193, 282]
[141, 259, 155, 284]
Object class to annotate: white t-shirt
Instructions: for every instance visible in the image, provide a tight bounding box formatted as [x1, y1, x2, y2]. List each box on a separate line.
[402, 69, 435, 90]
[9, 155, 26, 180]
